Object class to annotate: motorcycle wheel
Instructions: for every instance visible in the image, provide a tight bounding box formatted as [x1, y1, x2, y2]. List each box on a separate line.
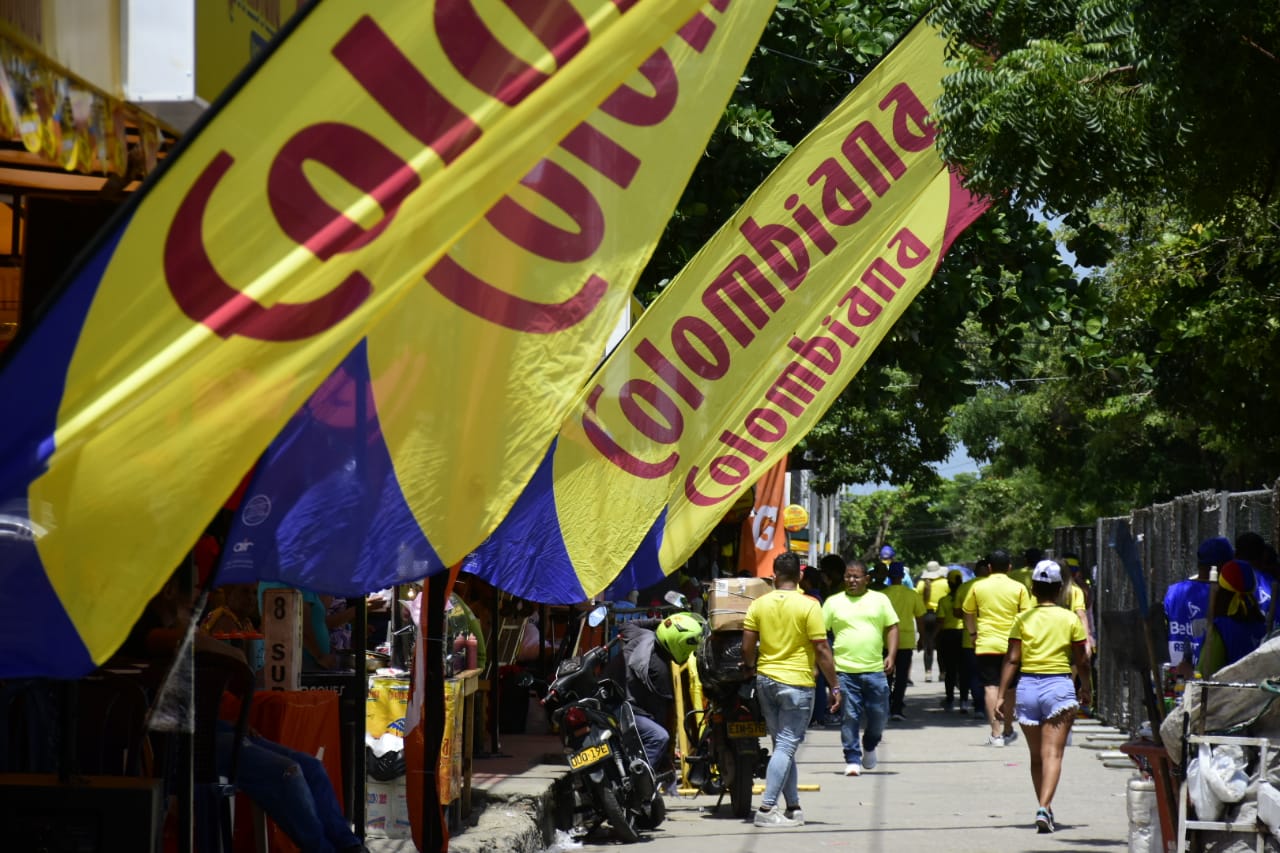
[726, 749, 754, 819]
[597, 782, 642, 843]
[637, 791, 666, 829]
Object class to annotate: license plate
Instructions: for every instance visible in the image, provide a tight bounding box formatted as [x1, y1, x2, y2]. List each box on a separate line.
[568, 742, 612, 769]
[727, 721, 766, 738]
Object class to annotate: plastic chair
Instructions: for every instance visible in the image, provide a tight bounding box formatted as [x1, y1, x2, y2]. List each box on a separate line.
[192, 651, 255, 853]
[76, 675, 153, 776]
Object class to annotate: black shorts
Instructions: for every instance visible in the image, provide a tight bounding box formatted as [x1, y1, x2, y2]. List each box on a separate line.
[976, 653, 1018, 689]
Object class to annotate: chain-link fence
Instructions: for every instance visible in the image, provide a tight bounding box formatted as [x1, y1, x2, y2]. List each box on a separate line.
[1056, 482, 1280, 733]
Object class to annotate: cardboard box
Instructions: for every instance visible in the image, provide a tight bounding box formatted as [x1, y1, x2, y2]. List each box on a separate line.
[366, 778, 409, 839]
[708, 577, 774, 631]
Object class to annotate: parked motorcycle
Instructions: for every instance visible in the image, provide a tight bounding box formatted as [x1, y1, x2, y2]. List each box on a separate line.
[528, 629, 664, 842]
[685, 629, 768, 818]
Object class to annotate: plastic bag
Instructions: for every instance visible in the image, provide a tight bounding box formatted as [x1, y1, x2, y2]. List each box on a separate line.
[1206, 744, 1250, 804]
[1189, 744, 1225, 821]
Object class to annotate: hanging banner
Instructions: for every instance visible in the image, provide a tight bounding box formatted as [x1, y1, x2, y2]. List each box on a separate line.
[469, 20, 989, 602]
[217, 0, 776, 596]
[737, 455, 788, 576]
[0, 0, 725, 678]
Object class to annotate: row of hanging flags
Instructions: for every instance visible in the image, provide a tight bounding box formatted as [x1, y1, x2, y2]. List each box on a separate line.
[0, 0, 986, 677]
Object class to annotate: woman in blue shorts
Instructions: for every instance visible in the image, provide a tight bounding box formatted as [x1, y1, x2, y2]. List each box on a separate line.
[996, 560, 1091, 834]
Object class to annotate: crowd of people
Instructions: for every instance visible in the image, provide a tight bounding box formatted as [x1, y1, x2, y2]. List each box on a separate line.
[710, 533, 1279, 836]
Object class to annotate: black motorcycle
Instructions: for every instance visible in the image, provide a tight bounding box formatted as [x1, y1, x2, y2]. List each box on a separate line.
[685, 630, 769, 819]
[532, 637, 665, 842]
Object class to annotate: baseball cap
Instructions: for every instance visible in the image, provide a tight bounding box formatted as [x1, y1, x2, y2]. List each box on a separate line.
[1197, 536, 1234, 567]
[1032, 559, 1062, 583]
[880, 545, 896, 559]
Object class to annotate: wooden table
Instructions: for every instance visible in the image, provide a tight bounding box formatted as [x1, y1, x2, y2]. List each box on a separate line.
[455, 668, 482, 818]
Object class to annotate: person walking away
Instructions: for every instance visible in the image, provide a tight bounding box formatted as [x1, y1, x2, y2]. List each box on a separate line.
[963, 549, 1031, 745]
[822, 560, 899, 776]
[1163, 536, 1232, 678]
[742, 552, 841, 828]
[810, 554, 847, 727]
[934, 569, 967, 712]
[1233, 532, 1278, 630]
[1198, 559, 1267, 677]
[918, 561, 947, 682]
[1009, 547, 1041, 592]
[1057, 553, 1095, 713]
[997, 560, 1091, 833]
[881, 563, 923, 721]
[957, 560, 986, 717]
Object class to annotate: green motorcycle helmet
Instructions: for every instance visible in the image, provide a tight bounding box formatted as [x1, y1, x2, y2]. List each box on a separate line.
[656, 612, 707, 665]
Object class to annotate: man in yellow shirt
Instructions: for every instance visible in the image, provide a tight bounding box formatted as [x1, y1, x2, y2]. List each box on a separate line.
[963, 548, 1031, 745]
[1008, 547, 1041, 592]
[743, 552, 841, 828]
[882, 563, 924, 721]
[918, 561, 949, 682]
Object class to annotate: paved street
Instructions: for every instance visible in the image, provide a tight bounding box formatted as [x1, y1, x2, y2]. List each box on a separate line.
[560, 653, 1136, 853]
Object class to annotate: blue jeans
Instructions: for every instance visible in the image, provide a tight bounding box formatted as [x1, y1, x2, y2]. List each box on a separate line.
[632, 712, 670, 770]
[217, 724, 360, 853]
[837, 670, 888, 764]
[755, 675, 813, 810]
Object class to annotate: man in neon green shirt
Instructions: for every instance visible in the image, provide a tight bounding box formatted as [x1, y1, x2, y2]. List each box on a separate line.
[743, 552, 841, 828]
[963, 549, 1032, 745]
[882, 563, 924, 721]
[822, 560, 899, 777]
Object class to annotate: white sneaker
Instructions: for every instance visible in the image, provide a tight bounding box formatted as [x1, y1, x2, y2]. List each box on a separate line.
[754, 806, 798, 827]
[987, 734, 1006, 747]
[844, 762, 863, 776]
[862, 748, 878, 770]
[785, 807, 804, 826]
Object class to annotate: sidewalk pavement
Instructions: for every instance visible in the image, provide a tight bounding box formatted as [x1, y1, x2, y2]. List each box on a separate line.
[371, 654, 1145, 852]
[366, 733, 568, 853]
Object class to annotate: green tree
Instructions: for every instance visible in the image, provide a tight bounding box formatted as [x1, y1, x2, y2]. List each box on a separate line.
[927, 0, 1280, 509]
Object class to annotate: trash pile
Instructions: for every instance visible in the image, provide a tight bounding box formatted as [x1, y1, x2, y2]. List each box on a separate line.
[1160, 634, 1280, 850]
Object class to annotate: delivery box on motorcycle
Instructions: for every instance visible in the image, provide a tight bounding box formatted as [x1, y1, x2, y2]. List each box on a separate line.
[707, 577, 773, 631]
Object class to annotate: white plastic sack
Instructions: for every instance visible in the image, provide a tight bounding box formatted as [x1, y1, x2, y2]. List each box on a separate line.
[1207, 744, 1251, 804]
[1190, 744, 1226, 821]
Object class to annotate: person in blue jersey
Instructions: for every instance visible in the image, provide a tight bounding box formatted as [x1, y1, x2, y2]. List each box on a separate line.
[1235, 531, 1279, 620]
[1163, 536, 1232, 677]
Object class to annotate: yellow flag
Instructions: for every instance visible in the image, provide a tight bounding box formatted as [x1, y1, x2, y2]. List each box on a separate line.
[0, 0, 732, 676]
[468, 22, 988, 601]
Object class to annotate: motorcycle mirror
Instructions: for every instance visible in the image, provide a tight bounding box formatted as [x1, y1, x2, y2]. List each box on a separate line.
[587, 604, 609, 627]
[663, 590, 689, 609]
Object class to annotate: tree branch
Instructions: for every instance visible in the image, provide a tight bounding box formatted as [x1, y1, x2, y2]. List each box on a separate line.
[1079, 64, 1135, 86]
[1241, 35, 1279, 64]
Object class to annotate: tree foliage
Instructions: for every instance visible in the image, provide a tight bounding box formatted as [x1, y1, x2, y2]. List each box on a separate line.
[933, 0, 1280, 507]
[931, 0, 1280, 220]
